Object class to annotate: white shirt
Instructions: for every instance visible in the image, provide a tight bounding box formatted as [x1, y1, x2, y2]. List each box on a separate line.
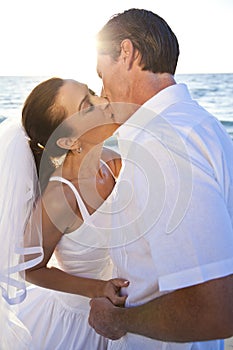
[108, 83, 233, 349]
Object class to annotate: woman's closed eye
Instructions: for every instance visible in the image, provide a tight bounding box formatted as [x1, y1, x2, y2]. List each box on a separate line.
[80, 96, 95, 114]
[84, 100, 95, 113]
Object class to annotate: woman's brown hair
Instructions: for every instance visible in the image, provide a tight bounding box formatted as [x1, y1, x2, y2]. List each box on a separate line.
[22, 77, 72, 192]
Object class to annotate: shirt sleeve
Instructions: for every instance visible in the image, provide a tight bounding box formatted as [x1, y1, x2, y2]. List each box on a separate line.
[143, 135, 233, 292]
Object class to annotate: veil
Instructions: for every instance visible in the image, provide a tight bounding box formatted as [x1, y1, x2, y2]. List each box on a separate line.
[0, 117, 43, 348]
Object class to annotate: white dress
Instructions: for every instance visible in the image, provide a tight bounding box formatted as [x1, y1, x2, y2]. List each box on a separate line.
[18, 163, 116, 350]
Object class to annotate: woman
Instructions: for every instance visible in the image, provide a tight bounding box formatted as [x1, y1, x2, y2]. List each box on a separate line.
[1, 77, 128, 349]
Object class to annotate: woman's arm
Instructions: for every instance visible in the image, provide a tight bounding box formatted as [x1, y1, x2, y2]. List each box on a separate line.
[101, 146, 122, 178]
[26, 183, 128, 305]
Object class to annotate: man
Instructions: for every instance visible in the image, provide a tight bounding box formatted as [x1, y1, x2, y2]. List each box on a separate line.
[89, 8, 233, 349]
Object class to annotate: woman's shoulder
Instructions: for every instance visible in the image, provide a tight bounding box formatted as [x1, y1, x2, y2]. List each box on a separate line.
[42, 179, 79, 228]
[101, 146, 121, 178]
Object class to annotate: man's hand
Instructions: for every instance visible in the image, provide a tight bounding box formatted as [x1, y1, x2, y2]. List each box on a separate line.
[88, 297, 126, 340]
[88, 275, 233, 342]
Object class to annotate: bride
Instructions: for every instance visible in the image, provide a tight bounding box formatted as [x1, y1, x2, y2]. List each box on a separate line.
[0, 77, 128, 349]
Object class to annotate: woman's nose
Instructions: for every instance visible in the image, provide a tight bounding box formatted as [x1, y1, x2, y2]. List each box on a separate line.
[92, 95, 110, 111]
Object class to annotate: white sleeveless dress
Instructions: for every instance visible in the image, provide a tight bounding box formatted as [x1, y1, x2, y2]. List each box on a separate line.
[18, 162, 116, 350]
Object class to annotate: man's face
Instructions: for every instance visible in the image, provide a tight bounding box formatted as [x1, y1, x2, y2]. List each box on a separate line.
[97, 51, 140, 124]
[97, 53, 127, 103]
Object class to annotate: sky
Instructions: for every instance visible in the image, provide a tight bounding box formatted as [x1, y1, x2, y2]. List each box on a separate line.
[0, 0, 232, 92]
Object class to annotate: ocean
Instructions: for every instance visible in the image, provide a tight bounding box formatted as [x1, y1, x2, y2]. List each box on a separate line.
[0, 74, 233, 139]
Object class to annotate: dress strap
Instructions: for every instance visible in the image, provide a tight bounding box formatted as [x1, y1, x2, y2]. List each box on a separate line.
[100, 159, 117, 181]
[49, 176, 90, 221]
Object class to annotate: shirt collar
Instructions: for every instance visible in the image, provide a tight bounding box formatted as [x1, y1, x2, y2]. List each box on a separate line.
[114, 83, 192, 140]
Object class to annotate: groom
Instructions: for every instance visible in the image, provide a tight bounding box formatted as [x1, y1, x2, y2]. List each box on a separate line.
[89, 8, 233, 349]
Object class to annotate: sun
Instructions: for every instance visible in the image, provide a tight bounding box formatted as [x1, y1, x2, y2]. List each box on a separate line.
[0, 0, 232, 78]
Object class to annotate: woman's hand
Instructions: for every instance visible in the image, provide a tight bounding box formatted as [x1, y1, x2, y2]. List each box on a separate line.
[102, 278, 129, 307]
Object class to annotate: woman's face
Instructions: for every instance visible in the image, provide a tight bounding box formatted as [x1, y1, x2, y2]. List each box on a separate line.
[56, 79, 117, 146]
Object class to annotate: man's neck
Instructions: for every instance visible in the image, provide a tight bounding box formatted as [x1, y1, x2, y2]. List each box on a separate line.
[132, 72, 176, 104]
[113, 72, 176, 125]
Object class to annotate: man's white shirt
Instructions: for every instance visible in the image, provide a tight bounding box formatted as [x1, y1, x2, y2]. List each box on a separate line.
[108, 84, 233, 349]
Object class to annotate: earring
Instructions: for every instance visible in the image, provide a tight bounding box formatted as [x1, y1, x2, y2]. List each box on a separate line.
[76, 146, 82, 153]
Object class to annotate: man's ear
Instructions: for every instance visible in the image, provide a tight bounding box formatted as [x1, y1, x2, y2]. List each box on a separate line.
[56, 137, 80, 150]
[120, 39, 139, 69]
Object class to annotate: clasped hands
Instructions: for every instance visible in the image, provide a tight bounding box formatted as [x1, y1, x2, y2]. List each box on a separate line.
[89, 278, 129, 340]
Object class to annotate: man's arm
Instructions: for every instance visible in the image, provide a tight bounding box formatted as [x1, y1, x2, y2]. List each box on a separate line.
[89, 274, 233, 341]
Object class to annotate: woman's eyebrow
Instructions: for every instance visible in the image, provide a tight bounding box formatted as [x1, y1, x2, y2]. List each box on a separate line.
[88, 88, 96, 96]
[79, 94, 89, 110]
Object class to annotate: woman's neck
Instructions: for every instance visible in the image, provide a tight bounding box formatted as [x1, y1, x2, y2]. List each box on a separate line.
[59, 143, 104, 181]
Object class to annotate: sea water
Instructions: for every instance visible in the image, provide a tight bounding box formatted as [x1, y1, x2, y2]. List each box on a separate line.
[0, 74, 233, 139]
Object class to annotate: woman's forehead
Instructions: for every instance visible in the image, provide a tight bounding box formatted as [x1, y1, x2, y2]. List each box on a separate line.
[63, 79, 88, 93]
[59, 80, 88, 98]
[56, 80, 89, 115]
